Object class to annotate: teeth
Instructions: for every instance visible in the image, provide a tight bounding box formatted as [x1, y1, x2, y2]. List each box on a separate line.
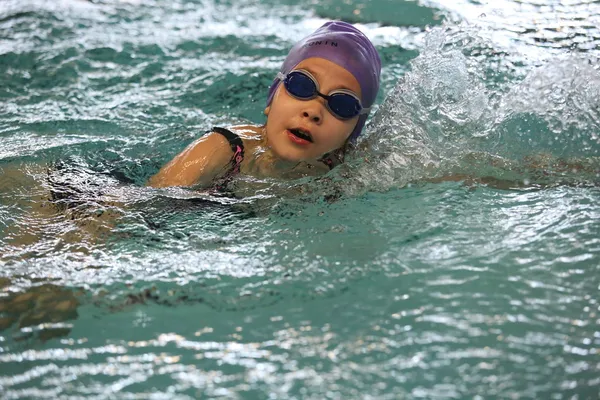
[290, 128, 312, 142]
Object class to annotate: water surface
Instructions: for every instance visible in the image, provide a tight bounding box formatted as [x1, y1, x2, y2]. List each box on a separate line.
[0, 0, 599, 398]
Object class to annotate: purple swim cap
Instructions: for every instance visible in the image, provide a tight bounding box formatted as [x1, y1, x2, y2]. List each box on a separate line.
[266, 21, 381, 140]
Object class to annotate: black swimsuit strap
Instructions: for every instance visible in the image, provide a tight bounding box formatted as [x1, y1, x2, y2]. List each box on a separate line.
[211, 127, 245, 192]
[213, 127, 245, 158]
[319, 150, 344, 170]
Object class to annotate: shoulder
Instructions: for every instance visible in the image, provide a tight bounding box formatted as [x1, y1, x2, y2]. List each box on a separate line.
[226, 125, 263, 140]
[185, 130, 233, 164]
[210, 125, 263, 145]
[146, 131, 233, 188]
[197, 125, 263, 154]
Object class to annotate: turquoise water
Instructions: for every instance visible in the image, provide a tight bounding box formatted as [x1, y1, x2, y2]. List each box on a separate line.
[1, 0, 599, 398]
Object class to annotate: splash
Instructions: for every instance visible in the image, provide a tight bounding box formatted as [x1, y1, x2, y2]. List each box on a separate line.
[351, 23, 600, 190]
[495, 56, 600, 159]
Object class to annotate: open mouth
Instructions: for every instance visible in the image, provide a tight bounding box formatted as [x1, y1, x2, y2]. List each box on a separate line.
[289, 128, 313, 143]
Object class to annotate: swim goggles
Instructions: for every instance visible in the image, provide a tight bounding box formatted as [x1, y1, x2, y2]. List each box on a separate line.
[277, 69, 369, 120]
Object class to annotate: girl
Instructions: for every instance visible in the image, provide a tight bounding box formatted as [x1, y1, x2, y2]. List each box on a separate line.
[148, 21, 382, 189]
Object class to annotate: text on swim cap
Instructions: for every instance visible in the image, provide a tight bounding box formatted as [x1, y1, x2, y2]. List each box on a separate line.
[302, 40, 338, 48]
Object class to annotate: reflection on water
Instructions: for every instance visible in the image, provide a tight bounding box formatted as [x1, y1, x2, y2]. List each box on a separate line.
[0, 279, 79, 342]
[434, 0, 600, 53]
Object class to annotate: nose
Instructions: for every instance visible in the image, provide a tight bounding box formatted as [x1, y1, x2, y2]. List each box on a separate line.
[301, 100, 324, 124]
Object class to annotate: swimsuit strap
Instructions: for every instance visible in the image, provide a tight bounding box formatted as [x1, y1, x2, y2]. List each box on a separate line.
[211, 127, 245, 192]
[213, 127, 245, 168]
[319, 150, 344, 170]
[319, 156, 336, 170]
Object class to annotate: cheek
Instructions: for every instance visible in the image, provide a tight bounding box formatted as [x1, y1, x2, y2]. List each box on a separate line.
[328, 119, 357, 145]
[270, 85, 288, 110]
[265, 91, 288, 123]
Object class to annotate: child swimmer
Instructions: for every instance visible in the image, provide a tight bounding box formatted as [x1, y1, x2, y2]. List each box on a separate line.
[148, 21, 381, 189]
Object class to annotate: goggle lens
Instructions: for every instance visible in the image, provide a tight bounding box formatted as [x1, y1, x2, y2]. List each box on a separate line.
[286, 71, 317, 98]
[327, 92, 361, 120]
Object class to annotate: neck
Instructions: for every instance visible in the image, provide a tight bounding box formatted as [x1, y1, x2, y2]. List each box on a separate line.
[254, 146, 302, 173]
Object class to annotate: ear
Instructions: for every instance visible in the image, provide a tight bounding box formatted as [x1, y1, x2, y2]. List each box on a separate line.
[263, 105, 271, 116]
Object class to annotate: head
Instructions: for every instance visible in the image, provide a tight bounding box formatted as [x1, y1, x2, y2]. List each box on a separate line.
[263, 21, 381, 162]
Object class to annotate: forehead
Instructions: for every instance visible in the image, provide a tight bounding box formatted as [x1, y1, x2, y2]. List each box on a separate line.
[293, 57, 361, 96]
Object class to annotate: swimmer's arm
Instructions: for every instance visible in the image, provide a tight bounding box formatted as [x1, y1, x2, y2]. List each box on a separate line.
[147, 132, 233, 188]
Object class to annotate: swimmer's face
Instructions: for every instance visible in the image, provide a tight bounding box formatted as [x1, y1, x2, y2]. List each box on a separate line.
[263, 57, 361, 162]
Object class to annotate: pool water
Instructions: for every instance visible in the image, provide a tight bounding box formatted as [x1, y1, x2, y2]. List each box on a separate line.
[1, 0, 599, 398]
